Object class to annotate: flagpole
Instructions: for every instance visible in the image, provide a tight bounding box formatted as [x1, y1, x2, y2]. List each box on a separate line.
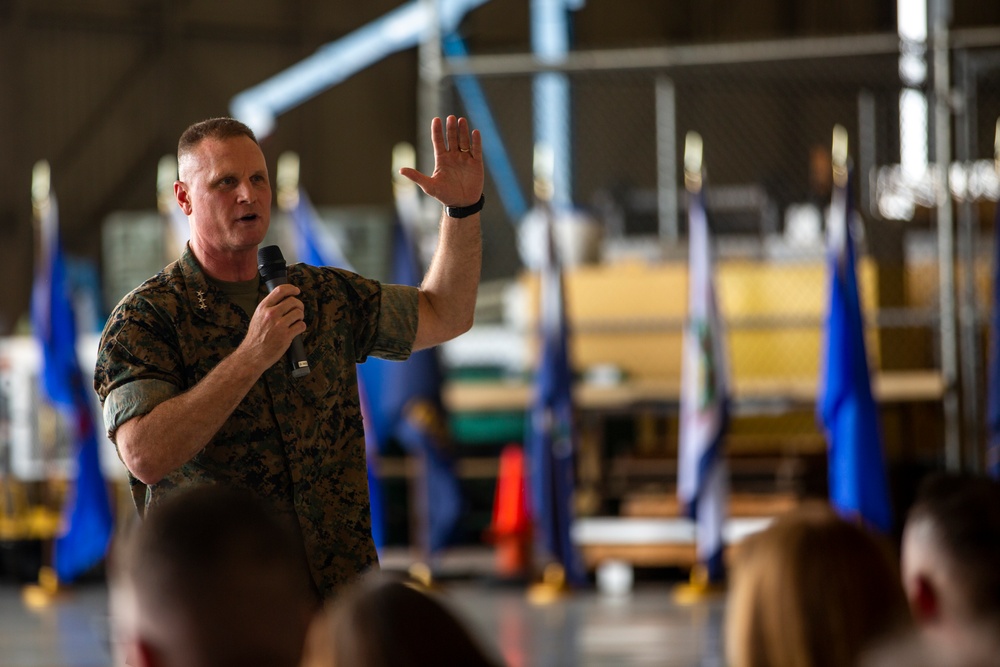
[30, 159, 65, 538]
[932, 3, 961, 470]
[819, 125, 893, 533]
[27, 160, 115, 600]
[675, 131, 731, 603]
[988, 120, 1000, 478]
[27, 160, 62, 601]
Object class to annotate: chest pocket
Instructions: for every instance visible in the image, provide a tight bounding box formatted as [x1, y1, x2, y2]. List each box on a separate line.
[291, 334, 351, 410]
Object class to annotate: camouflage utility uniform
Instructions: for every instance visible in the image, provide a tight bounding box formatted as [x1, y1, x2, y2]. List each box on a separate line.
[94, 246, 417, 598]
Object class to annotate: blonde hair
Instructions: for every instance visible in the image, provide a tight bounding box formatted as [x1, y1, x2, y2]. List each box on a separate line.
[726, 503, 911, 667]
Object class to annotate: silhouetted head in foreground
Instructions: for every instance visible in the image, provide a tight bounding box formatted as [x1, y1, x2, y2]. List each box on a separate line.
[902, 472, 1000, 665]
[113, 484, 316, 667]
[304, 573, 505, 667]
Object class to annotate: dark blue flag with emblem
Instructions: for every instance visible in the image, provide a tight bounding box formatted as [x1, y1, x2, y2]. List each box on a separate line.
[525, 206, 584, 585]
[289, 187, 388, 550]
[677, 185, 730, 583]
[987, 199, 1000, 478]
[30, 188, 114, 582]
[817, 170, 892, 533]
[360, 222, 464, 554]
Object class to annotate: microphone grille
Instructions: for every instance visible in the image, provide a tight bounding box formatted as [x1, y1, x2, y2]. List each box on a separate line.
[257, 245, 286, 272]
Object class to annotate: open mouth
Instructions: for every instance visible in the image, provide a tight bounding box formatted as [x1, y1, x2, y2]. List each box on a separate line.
[238, 213, 259, 222]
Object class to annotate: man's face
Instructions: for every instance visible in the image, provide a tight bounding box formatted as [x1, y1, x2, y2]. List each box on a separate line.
[176, 135, 271, 256]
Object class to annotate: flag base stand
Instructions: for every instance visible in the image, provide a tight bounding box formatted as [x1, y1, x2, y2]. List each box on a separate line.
[526, 563, 571, 606]
[21, 566, 66, 610]
[407, 562, 440, 591]
[671, 564, 726, 606]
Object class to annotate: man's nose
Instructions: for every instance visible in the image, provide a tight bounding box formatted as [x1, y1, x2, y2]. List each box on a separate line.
[236, 180, 255, 203]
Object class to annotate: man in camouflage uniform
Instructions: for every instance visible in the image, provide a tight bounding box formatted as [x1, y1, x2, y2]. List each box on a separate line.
[94, 116, 483, 599]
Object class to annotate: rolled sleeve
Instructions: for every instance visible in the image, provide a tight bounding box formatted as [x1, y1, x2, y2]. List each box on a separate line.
[370, 283, 419, 361]
[102, 378, 181, 442]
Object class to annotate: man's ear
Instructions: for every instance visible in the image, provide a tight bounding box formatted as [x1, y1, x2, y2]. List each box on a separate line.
[911, 575, 940, 624]
[124, 638, 162, 667]
[174, 181, 193, 216]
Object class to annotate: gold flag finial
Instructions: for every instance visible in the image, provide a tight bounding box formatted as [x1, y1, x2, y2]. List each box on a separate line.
[392, 141, 416, 184]
[31, 160, 51, 211]
[276, 151, 300, 211]
[533, 143, 555, 203]
[832, 124, 849, 188]
[156, 155, 178, 215]
[684, 131, 703, 194]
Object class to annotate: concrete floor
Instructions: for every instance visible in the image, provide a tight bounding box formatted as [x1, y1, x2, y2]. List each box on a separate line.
[0, 550, 727, 667]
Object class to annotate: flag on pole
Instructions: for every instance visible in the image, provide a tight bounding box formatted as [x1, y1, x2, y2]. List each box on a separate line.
[985, 198, 1000, 479]
[677, 185, 730, 584]
[30, 173, 114, 583]
[525, 207, 584, 585]
[818, 170, 893, 533]
[363, 222, 463, 554]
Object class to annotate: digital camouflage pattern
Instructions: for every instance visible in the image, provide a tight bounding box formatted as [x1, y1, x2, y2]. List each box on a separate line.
[94, 246, 418, 599]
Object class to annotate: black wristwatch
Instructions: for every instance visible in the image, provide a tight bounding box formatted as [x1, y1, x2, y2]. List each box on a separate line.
[445, 194, 485, 219]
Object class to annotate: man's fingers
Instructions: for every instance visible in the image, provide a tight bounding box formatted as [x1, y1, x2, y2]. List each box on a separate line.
[471, 128, 483, 157]
[261, 283, 299, 304]
[445, 115, 459, 152]
[398, 166, 430, 191]
[277, 297, 304, 321]
[430, 116, 446, 155]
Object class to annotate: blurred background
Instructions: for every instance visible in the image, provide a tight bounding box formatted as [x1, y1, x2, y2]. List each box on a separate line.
[3, 0, 1000, 584]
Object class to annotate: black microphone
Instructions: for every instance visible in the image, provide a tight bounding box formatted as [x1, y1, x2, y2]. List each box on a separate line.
[257, 245, 311, 378]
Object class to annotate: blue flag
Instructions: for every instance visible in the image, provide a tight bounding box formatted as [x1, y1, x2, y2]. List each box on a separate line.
[361, 222, 464, 555]
[677, 187, 730, 583]
[30, 194, 114, 582]
[987, 199, 1000, 479]
[817, 174, 892, 533]
[525, 208, 584, 585]
[289, 189, 387, 550]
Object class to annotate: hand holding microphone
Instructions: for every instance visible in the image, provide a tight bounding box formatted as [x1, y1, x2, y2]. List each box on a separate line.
[257, 245, 311, 378]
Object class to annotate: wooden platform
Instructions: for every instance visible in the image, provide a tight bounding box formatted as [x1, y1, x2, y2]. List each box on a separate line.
[443, 370, 945, 414]
[572, 516, 774, 569]
[572, 492, 799, 569]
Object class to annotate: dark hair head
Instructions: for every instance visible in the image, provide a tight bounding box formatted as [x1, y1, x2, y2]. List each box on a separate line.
[321, 574, 503, 667]
[178, 117, 259, 158]
[121, 484, 314, 667]
[907, 472, 1000, 621]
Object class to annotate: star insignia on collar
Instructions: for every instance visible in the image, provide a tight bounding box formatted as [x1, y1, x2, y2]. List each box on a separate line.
[196, 290, 208, 310]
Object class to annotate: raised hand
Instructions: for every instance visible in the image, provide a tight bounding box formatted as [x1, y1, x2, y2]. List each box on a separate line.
[398, 115, 484, 209]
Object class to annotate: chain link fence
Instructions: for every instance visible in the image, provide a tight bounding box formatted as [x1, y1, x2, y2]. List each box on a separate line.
[440, 37, 1000, 484]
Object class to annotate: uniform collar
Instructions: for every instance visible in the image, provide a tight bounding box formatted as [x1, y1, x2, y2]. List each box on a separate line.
[178, 244, 260, 330]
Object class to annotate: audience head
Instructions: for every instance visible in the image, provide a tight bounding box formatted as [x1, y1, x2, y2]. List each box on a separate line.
[901, 472, 1000, 660]
[304, 573, 504, 667]
[112, 484, 316, 667]
[725, 502, 911, 667]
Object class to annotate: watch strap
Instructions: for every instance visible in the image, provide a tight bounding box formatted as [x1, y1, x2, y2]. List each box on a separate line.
[445, 193, 485, 219]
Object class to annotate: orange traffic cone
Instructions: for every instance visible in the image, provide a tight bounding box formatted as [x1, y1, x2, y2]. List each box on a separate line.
[485, 444, 531, 580]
